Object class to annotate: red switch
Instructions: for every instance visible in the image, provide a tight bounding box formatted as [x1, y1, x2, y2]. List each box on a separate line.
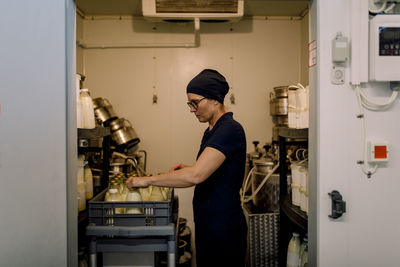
[374, 145, 387, 159]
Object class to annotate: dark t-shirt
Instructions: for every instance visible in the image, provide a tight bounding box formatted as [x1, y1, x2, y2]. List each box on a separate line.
[193, 112, 247, 230]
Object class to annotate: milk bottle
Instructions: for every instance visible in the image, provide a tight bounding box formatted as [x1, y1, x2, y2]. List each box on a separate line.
[120, 181, 129, 201]
[286, 232, 301, 267]
[149, 186, 165, 201]
[107, 188, 123, 214]
[299, 236, 308, 266]
[79, 88, 95, 129]
[84, 163, 93, 200]
[125, 189, 143, 214]
[105, 180, 120, 202]
[77, 157, 86, 212]
[299, 243, 308, 267]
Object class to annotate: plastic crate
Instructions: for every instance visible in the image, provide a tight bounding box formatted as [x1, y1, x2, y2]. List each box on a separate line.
[88, 188, 174, 227]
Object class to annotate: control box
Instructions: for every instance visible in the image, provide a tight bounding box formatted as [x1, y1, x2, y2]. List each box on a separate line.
[369, 14, 400, 81]
[367, 140, 389, 163]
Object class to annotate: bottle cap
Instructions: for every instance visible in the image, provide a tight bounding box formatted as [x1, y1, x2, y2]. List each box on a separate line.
[109, 188, 118, 194]
[293, 232, 300, 237]
[80, 88, 89, 92]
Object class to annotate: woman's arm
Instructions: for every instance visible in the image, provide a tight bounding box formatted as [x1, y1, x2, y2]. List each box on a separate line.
[126, 147, 226, 189]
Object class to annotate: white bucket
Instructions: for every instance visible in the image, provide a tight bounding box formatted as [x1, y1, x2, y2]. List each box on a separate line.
[288, 89, 297, 128]
[299, 163, 308, 188]
[291, 162, 301, 185]
[291, 183, 300, 206]
[299, 187, 307, 212]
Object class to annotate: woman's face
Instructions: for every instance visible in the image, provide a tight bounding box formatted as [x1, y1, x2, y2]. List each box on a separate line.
[187, 93, 218, 123]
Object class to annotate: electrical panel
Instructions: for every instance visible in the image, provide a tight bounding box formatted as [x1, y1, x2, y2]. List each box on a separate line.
[369, 14, 400, 81]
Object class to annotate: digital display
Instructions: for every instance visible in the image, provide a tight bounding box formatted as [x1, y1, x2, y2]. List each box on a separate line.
[379, 27, 400, 56]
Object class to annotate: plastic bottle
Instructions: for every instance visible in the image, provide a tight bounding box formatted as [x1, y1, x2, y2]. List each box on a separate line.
[106, 188, 123, 214]
[299, 236, 308, 266]
[77, 156, 86, 212]
[120, 179, 129, 201]
[125, 189, 143, 214]
[300, 243, 308, 267]
[117, 173, 126, 195]
[286, 232, 301, 267]
[149, 186, 165, 201]
[105, 180, 120, 201]
[84, 163, 93, 200]
[80, 88, 95, 129]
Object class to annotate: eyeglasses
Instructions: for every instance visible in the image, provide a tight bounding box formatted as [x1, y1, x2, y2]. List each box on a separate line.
[187, 97, 206, 110]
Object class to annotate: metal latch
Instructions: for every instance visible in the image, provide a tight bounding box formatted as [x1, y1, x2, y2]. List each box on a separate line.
[328, 190, 346, 219]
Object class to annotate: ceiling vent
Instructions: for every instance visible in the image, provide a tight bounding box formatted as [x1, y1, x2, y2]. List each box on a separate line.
[142, 0, 244, 23]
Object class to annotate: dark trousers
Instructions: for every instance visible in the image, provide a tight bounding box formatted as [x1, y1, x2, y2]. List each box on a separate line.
[195, 225, 247, 267]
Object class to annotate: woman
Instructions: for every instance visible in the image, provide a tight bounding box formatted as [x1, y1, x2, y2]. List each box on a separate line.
[126, 69, 247, 267]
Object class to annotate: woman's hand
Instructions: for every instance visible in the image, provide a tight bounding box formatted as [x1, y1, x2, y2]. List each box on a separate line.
[169, 163, 187, 173]
[125, 176, 150, 190]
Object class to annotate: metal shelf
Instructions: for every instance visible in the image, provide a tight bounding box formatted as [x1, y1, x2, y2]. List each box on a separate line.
[78, 127, 111, 139]
[277, 127, 308, 139]
[280, 195, 307, 232]
[277, 126, 309, 266]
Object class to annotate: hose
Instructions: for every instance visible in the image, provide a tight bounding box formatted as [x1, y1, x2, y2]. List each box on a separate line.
[357, 85, 398, 111]
[369, 1, 397, 13]
[240, 163, 280, 207]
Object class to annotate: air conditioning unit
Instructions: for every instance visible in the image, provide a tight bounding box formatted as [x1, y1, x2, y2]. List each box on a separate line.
[142, 0, 244, 23]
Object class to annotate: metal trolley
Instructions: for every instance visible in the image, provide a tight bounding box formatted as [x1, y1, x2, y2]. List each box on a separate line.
[86, 188, 178, 267]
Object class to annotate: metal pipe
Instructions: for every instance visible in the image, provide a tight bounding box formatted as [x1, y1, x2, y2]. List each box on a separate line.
[138, 150, 148, 172]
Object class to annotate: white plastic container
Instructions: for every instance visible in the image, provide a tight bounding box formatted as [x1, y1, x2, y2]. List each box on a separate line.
[299, 187, 307, 212]
[291, 183, 300, 206]
[80, 88, 96, 129]
[291, 162, 301, 185]
[286, 232, 301, 267]
[299, 162, 307, 212]
[84, 163, 93, 200]
[299, 163, 307, 189]
[288, 89, 297, 128]
[305, 194, 309, 215]
[296, 85, 309, 129]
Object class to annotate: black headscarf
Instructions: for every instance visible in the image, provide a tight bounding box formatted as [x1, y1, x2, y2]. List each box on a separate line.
[186, 69, 229, 103]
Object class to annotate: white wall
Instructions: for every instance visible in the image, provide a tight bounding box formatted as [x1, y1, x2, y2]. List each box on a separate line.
[310, 1, 400, 266]
[79, 16, 307, 237]
[301, 12, 310, 85]
[0, 0, 74, 266]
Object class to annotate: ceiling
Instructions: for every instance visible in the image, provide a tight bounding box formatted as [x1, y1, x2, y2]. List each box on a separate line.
[76, 0, 309, 17]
